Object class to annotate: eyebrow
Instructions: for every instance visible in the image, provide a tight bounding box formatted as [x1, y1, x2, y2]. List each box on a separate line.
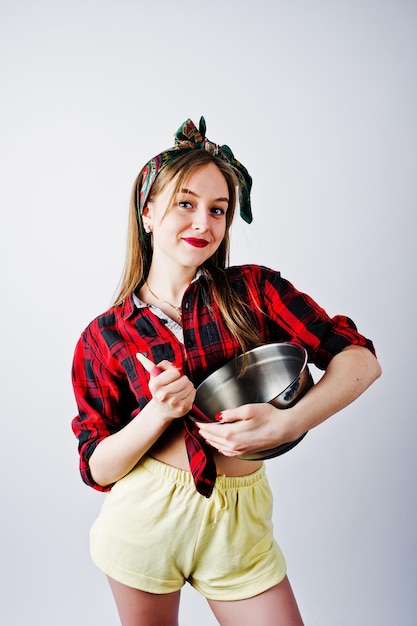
[179, 188, 229, 203]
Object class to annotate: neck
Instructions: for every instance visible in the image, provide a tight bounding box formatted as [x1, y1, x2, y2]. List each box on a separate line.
[142, 265, 199, 324]
[145, 265, 198, 303]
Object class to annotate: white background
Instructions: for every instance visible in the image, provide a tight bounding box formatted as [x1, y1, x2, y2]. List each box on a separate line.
[1, 1, 416, 624]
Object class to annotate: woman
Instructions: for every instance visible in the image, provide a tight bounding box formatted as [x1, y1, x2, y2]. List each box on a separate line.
[72, 117, 381, 626]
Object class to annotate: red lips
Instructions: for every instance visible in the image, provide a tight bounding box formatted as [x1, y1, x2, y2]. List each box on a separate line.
[183, 238, 209, 248]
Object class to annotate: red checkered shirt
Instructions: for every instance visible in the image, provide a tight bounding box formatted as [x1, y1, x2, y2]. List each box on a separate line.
[71, 264, 375, 497]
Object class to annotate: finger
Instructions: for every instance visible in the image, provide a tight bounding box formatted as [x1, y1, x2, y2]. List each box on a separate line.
[198, 426, 236, 451]
[196, 422, 228, 439]
[155, 359, 180, 373]
[152, 380, 194, 405]
[214, 407, 250, 423]
[150, 368, 183, 389]
[206, 438, 241, 457]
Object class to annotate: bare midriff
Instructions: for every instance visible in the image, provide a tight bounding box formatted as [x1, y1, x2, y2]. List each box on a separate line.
[148, 419, 263, 477]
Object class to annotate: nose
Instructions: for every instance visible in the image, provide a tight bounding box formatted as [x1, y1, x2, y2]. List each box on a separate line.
[192, 208, 210, 231]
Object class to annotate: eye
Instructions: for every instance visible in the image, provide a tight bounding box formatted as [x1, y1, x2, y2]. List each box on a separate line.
[210, 206, 226, 216]
[178, 200, 193, 209]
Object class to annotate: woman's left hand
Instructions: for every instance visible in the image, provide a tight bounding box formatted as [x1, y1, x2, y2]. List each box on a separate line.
[196, 403, 296, 457]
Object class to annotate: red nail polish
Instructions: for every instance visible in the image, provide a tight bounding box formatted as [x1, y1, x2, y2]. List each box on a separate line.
[215, 412, 223, 421]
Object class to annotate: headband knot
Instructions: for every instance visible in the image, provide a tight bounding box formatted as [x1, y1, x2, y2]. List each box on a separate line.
[138, 116, 253, 223]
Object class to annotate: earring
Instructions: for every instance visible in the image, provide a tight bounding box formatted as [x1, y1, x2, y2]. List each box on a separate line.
[143, 223, 151, 234]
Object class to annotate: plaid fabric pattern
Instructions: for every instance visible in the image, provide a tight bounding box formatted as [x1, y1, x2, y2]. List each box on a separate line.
[71, 265, 375, 497]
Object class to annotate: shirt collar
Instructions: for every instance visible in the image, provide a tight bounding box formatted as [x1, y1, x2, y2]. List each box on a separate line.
[121, 294, 137, 320]
[121, 268, 209, 320]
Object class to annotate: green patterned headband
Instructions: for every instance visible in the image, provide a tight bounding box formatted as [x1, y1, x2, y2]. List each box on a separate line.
[137, 116, 253, 224]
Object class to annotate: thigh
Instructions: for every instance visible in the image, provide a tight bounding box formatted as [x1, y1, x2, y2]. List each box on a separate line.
[91, 457, 204, 592]
[108, 577, 181, 626]
[191, 468, 286, 600]
[207, 576, 303, 626]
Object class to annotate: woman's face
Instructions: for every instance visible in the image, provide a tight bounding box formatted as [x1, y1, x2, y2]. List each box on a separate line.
[143, 162, 229, 271]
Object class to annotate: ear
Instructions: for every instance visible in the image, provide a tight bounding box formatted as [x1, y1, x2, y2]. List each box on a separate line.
[141, 205, 153, 233]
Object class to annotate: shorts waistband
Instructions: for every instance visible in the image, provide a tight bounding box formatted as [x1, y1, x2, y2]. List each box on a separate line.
[140, 456, 265, 490]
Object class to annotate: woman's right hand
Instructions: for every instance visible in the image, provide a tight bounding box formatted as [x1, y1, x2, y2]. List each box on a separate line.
[89, 360, 196, 487]
[147, 360, 196, 421]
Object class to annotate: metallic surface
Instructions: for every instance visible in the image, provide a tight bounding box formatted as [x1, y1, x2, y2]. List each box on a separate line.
[193, 343, 314, 460]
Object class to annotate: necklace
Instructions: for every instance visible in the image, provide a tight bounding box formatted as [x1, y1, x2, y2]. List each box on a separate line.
[145, 281, 182, 320]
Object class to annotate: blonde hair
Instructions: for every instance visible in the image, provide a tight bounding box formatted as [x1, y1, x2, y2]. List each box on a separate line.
[114, 150, 262, 352]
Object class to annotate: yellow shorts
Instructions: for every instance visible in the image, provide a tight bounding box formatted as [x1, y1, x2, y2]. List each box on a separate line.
[90, 456, 286, 601]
